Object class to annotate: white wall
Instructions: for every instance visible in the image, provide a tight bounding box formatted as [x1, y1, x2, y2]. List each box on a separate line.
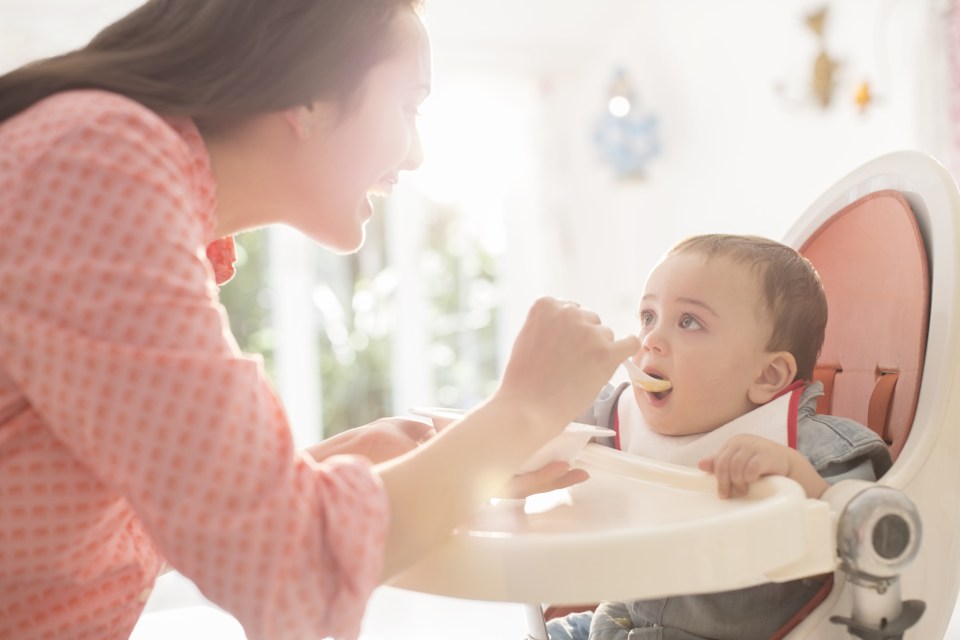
[426, 0, 950, 344]
[452, 0, 952, 343]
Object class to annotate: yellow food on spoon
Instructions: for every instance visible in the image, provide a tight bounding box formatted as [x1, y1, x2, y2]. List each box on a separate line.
[632, 376, 672, 393]
[622, 360, 673, 393]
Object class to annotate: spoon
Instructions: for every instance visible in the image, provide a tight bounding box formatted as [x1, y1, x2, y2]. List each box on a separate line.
[622, 359, 673, 393]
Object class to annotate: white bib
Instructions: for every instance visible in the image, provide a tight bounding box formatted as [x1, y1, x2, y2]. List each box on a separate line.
[616, 383, 802, 468]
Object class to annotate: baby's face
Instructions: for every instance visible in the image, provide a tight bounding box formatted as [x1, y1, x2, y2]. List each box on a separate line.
[630, 252, 776, 436]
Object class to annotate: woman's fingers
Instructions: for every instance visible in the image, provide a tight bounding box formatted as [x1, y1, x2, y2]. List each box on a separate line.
[577, 307, 601, 324]
[496, 461, 590, 499]
[500, 297, 640, 428]
[612, 334, 641, 360]
[389, 418, 437, 444]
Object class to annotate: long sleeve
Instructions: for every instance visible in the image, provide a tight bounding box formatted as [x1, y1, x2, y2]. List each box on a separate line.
[0, 90, 388, 640]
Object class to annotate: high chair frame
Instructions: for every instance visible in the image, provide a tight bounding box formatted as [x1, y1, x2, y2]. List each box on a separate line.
[389, 151, 960, 639]
[778, 150, 960, 638]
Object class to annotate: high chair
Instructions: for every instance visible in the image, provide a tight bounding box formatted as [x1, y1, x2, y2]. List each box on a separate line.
[389, 150, 960, 639]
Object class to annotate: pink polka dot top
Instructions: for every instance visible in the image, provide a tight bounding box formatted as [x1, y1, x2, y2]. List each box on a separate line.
[0, 90, 390, 640]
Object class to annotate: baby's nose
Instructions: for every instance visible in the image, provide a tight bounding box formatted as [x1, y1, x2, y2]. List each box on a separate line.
[641, 327, 666, 353]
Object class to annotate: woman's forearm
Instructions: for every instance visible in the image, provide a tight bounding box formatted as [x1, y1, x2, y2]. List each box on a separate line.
[374, 297, 641, 581]
[375, 392, 558, 580]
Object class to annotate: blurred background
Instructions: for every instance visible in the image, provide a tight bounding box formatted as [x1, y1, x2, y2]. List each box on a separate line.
[3, 0, 958, 637]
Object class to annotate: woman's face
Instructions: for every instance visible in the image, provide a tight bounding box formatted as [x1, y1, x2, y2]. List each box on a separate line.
[289, 8, 431, 252]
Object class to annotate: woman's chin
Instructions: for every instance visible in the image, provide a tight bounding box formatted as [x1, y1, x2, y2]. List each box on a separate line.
[306, 223, 367, 255]
[330, 231, 367, 254]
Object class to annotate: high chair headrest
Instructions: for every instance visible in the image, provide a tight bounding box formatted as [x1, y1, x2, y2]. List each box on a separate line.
[800, 190, 929, 462]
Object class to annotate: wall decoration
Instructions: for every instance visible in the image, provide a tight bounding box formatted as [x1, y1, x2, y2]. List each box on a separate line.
[777, 4, 889, 115]
[854, 80, 873, 112]
[593, 67, 660, 181]
[806, 6, 841, 109]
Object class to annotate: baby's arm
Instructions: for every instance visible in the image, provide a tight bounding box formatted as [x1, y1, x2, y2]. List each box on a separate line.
[698, 434, 829, 499]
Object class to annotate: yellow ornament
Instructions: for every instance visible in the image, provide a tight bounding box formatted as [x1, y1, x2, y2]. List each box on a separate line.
[855, 81, 872, 111]
[812, 51, 839, 109]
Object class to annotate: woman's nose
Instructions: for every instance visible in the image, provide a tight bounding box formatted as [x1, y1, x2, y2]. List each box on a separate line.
[400, 127, 424, 172]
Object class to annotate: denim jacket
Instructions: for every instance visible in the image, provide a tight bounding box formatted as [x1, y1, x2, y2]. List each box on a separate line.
[560, 381, 892, 640]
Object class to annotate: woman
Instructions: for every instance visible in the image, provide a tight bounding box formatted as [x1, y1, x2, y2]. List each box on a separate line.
[0, 1, 639, 639]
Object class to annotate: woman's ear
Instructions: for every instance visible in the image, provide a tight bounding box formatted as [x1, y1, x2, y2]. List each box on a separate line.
[748, 351, 798, 405]
[282, 103, 317, 140]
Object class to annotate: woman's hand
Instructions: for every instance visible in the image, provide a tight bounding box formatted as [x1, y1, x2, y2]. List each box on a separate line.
[698, 434, 829, 499]
[376, 298, 637, 579]
[304, 417, 436, 465]
[497, 461, 590, 499]
[304, 416, 589, 497]
[496, 297, 641, 431]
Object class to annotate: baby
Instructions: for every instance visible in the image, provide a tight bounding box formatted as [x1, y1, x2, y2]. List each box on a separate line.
[548, 234, 892, 640]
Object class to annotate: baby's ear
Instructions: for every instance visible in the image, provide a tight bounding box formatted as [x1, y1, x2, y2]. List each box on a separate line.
[748, 351, 798, 405]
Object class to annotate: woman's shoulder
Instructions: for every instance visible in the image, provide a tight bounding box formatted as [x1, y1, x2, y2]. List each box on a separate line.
[2, 88, 216, 248]
[22, 89, 163, 126]
[3, 89, 184, 161]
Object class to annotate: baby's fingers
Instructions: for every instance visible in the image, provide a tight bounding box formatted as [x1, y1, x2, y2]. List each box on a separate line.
[727, 449, 756, 498]
[702, 447, 749, 499]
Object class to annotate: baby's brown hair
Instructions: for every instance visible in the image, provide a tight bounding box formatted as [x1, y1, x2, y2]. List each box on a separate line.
[667, 234, 828, 381]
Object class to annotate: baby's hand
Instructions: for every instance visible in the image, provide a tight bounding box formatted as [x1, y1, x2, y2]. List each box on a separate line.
[698, 434, 795, 499]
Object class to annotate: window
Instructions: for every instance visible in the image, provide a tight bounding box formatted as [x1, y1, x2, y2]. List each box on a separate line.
[219, 74, 537, 446]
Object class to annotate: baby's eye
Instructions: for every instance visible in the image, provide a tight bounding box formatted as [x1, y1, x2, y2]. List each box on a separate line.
[639, 310, 655, 328]
[678, 313, 703, 330]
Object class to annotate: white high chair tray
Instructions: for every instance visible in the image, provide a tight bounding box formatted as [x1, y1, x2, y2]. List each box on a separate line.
[390, 443, 835, 604]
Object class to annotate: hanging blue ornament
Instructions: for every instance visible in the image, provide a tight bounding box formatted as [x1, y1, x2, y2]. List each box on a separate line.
[593, 68, 660, 180]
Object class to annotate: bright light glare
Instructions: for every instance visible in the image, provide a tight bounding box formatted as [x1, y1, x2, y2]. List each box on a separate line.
[608, 95, 631, 117]
[412, 79, 532, 208]
[405, 77, 536, 255]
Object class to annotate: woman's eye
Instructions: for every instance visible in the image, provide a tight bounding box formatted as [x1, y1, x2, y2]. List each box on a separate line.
[678, 314, 702, 330]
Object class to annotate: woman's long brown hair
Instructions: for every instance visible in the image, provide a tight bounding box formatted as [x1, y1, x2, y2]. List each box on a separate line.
[0, 0, 421, 132]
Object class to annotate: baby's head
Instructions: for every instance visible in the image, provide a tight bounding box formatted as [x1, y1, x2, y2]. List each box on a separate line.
[631, 234, 827, 436]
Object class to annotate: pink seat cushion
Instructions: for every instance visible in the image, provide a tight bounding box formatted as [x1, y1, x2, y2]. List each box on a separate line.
[800, 190, 929, 462]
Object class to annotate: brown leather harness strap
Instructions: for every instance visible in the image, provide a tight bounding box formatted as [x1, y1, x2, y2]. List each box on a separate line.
[813, 365, 840, 415]
[868, 372, 900, 445]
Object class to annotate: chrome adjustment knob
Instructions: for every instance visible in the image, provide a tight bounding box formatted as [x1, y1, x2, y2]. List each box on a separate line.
[837, 485, 922, 581]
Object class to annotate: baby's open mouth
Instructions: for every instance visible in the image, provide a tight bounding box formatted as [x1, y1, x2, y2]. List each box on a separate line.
[645, 372, 672, 401]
